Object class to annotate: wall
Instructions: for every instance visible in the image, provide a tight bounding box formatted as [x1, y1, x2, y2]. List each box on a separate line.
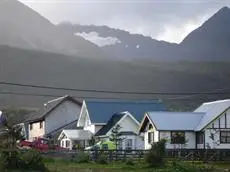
[45, 101, 81, 134]
[204, 108, 230, 149]
[159, 131, 196, 149]
[143, 121, 159, 150]
[28, 121, 45, 140]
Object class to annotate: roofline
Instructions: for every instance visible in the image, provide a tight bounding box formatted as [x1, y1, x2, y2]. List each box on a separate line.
[92, 123, 107, 125]
[105, 112, 140, 136]
[139, 112, 158, 132]
[29, 96, 82, 123]
[27, 118, 44, 124]
[202, 99, 230, 105]
[198, 106, 230, 131]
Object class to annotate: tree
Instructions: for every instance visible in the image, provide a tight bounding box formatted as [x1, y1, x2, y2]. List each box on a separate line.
[0, 111, 24, 149]
[109, 124, 123, 150]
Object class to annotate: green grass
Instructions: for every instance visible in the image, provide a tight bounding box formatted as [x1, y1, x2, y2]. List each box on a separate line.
[43, 158, 230, 172]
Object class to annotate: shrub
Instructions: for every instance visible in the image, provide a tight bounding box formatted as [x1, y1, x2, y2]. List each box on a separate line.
[145, 139, 166, 167]
[75, 151, 90, 163]
[125, 158, 135, 165]
[171, 161, 215, 172]
[0, 151, 9, 171]
[96, 153, 108, 164]
[19, 149, 47, 171]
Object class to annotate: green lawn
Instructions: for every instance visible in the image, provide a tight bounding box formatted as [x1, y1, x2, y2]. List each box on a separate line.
[44, 158, 230, 172]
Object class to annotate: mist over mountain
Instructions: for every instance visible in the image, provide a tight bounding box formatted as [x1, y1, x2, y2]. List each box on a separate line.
[0, 1, 230, 110]
[0, 0, 106, 58]
[58, 6, 230, 61]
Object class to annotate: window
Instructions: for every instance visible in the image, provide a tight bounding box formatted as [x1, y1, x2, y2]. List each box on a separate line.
[30, 123, 33, 130]
[171, 131, 185, 144]
[220, 131, 230, 143]
[125, 139, 132, 150]
[66, 140, 70, 148]
[148, 132, 154, 144]
[39, 121, 43, 129]
[196, 132, 204, 144]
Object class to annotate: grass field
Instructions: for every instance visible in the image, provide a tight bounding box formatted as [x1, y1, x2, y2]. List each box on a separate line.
[44, 158, 230, 172]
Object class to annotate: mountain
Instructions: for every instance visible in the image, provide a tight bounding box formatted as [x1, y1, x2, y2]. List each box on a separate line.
[0, 0, 106, 58]
[58, 23, 178, 60]
[0, 45, 230, 110]
[180, 6, 230, 60]
[58, 6, 230, 61]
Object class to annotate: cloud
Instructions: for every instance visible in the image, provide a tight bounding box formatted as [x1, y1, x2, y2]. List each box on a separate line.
[19, 0, 230, 43]
[156, 12, 214, 43]
[75, 32, 121, 47]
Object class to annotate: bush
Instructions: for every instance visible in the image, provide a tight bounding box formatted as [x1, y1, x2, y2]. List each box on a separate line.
[19, 149, 47, 171]
[145, 139, 166, 167]
[171, 161, 215, 172]
[0, 151, 9, 171]
[75, 151, 90, 163]
[125, 158, 135, 165]
[96, 153, 108, 164]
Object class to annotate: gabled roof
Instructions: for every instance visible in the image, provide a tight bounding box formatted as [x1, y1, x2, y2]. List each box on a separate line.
[194, 99, 230, 131]
[95, 112, 126, 136]
[146, 112, 205, 131]
[26, 95, 82, 123]
[85, 99, 166, 124]
[58, 129, 93, 140]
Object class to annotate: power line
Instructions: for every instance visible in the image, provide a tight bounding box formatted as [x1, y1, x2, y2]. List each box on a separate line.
[0, 91, 227, 101]
[0, 81, 230, 95]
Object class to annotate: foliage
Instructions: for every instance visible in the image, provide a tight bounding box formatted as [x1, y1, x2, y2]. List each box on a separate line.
[109, 124, 123, 150]
[75, 151, 90, 163]
[145, 139, 167, 167]
[171, 161, 215, 172]
[19, 149, 47, 171]
[0, 149, 47, 171]
[96, 153, 108, 164]
[125, 158, 135, 165]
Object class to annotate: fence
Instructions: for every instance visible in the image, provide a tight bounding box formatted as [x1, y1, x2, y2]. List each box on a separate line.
[40, 149, 230, 161]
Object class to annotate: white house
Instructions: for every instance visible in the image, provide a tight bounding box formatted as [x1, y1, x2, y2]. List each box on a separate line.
[58, 129, 93, 150]
[58, 99, 166, 149]
[94, 112, 144, 150]
[26, 95, 82, 140]
[139, 99, 230, 150]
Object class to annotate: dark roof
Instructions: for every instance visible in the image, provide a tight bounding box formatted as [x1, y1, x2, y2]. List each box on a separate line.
[85, 99, 167, 124]
[44, 119, 78, 138]
[26, 96, 82, 123]
[95, 113, 125, 136]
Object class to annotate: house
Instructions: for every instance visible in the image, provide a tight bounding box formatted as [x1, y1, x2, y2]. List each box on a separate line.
[26, 95, 82, 141]
[58, 129, 93, 150]
[94, 111, 144, 150]
[139, 99, 230, 150]
[58, 99, 166, 149]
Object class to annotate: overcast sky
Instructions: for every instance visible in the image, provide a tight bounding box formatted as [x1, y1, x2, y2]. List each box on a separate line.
[19, 0, 230, 43]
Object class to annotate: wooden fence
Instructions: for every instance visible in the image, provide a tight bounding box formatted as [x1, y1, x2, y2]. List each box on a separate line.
[40, 149, 230, 161]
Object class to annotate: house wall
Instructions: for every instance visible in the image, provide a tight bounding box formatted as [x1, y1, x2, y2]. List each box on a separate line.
[158, 131, 196, 149]
[204, 108, 230, 149]
[143, 121, 159, 150]
[45, 101, 81, 134]
[107, 114, 144, 149]
[28, 121, 45, 141]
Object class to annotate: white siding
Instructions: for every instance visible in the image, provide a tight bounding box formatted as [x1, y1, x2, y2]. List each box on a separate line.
[143, 121, 159, 150]
[204, 108, 230, 149]
[28, 121, 45, 141]
[45, 101, 81, 134]
[159, 131, 196, 149]
[107, 114, 144, 150]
